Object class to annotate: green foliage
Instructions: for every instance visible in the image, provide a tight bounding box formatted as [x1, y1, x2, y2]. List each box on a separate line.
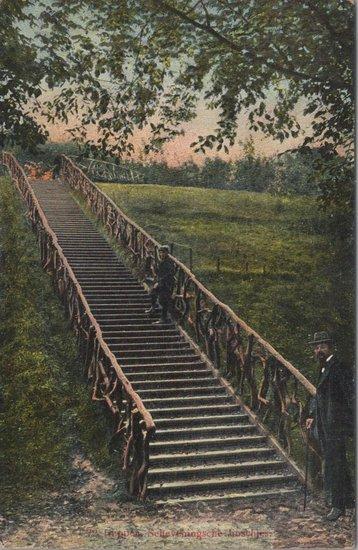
[0, 1, 48, 150]
[0, 177, 114, 509]
[1, 2, 353, 206]
[35, 1, 352, 161]
[231, 156, 275, 193]
[268, 151, 320, 196]
[101, 182, 354, 376]
[7, 141, 81, 169]
[96, 147, 320, 196]
[200, 158, 231, 189]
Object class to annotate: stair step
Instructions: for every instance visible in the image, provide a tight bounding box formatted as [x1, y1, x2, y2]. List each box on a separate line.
[137, 386, 226, 398]
[148, 459, 286, 482]
[95, 313, 158, 320]
[119, 354, 202, 365]
[154, 487, 300, 506]
[125, 369, 211, 381]
[94, 307, 149, 316]
[92, 308, 152, 316]
[113, 347, 196, 358]
[153, 423, 256, 440]
[137, 446, 275, 467]
[132, 376, 216, 390]
[68, 257, 129, 268]
[146, 403, 241, 418]
[105, 337, 185, 348]
[92, 312, 153, 320]
[150, 434, 266, 453]
[62, 247, 117, 251]
[73, 268, 131, 274]
[100, 327, 179, 336]
[121, 361, 207, 372]
[82, 284, 141, 290]
[147, 472, 297, 497]
[71, 264, 132, 270]
[153, 413, 248, 429]
[91, 302, 151, 309]
[65, 254, 118, 260]
[94, 310, 153, 317]
[87, 295, 149, 302]
[58, 239, 109, 244]
[85, 289, 148, 296]
[111, 343, 191, 354]
[77, 276, 138, 282]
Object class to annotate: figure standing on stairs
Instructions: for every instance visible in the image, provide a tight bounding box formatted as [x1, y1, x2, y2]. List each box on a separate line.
[305, 331, 355, 521]
[52, 155, 61, 178]
[145, 245, 175, 324]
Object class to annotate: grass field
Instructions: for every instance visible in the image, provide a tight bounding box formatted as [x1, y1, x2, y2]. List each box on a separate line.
[99, 183, 351, 381]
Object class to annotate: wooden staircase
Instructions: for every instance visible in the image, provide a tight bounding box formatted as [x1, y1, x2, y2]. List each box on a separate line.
[30, 179, 301, 505]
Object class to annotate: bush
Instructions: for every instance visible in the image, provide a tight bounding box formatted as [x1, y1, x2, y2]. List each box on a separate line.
[5, 141, 337, 199]
[268, 151, 320, 196]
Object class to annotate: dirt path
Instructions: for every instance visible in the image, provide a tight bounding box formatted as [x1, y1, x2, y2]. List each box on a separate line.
[0, 454, 355, 549]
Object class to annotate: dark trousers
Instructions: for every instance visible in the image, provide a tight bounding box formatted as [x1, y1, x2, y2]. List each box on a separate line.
[150, 287, 172, 319]
[323, 435, 353, 510]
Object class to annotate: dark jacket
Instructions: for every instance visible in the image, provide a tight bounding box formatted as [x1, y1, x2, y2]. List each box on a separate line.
[309, 355, 354, 445]
[156, 257, 175, 292]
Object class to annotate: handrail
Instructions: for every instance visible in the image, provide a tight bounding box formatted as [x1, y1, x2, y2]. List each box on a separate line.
[60, 154, 318, 466]
[69, 155, 142, 183]
[1, 152, 155, 500]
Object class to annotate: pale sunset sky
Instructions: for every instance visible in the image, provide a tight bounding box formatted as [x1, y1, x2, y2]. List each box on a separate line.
[25, 3, 312, 167]
[44, 95, 310, 166]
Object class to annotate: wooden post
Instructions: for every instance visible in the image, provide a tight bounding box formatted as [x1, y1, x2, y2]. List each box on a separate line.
[189, 248, 193, 271]
[170, 242, 174, 254]
[217, 257, 221, 273]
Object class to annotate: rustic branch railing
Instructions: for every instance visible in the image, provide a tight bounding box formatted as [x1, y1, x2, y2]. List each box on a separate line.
[69, 156, 142, 183]
[1, 152, 155, 500]
[60, 154, 319, 473]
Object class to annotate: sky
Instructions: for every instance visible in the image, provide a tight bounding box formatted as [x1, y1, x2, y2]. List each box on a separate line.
[44, 96, 311, 166]
[24, 2, 312, 166]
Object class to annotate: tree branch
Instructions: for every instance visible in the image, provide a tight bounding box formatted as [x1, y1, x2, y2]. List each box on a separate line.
[150, 0, 348, 89]
[305, 0, 352, 59]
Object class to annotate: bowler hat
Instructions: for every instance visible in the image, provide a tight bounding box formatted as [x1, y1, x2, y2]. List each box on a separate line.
[308, 331, 333, 345]
[159, 245, 170, 253]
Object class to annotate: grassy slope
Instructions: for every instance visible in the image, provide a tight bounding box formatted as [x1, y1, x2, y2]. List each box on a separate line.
[0, 176, 115, 510]
[100, 183, 341, 381]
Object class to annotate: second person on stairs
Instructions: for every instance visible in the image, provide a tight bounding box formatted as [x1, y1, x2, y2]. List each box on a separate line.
[145, 245, 175, 324]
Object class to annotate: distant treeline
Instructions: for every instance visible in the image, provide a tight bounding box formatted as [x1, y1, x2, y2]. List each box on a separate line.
[6, 140, 320, 196]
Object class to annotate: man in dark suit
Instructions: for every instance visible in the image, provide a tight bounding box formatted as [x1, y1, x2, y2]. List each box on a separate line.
[145, 245, 175, 324]
[306, 331, 354, 521]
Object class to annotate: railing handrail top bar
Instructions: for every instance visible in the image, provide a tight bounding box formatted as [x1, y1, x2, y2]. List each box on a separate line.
[70, 156, 129, 169]
[61, 155, 162, 245]
[2, 151, 155, 431]
[60, 154, 315, 396]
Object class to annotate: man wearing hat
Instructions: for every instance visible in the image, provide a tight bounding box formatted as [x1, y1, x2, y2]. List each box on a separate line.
[145, 245, 175, 324]
[306, 331, 354, 521]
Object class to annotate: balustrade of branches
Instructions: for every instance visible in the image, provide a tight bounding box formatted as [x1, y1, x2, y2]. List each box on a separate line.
[71, 156, 142, 183]
[1, 152, 155, 500]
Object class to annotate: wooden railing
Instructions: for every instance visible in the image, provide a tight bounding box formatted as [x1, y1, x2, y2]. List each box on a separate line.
[60, 154, 319, 474]
[1, 152, 155, 500]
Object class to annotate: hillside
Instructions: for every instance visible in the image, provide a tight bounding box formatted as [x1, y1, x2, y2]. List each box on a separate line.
[0, 173, 354, 550]
[99, 183, 352, 381]
[0, 176, 116, 510]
